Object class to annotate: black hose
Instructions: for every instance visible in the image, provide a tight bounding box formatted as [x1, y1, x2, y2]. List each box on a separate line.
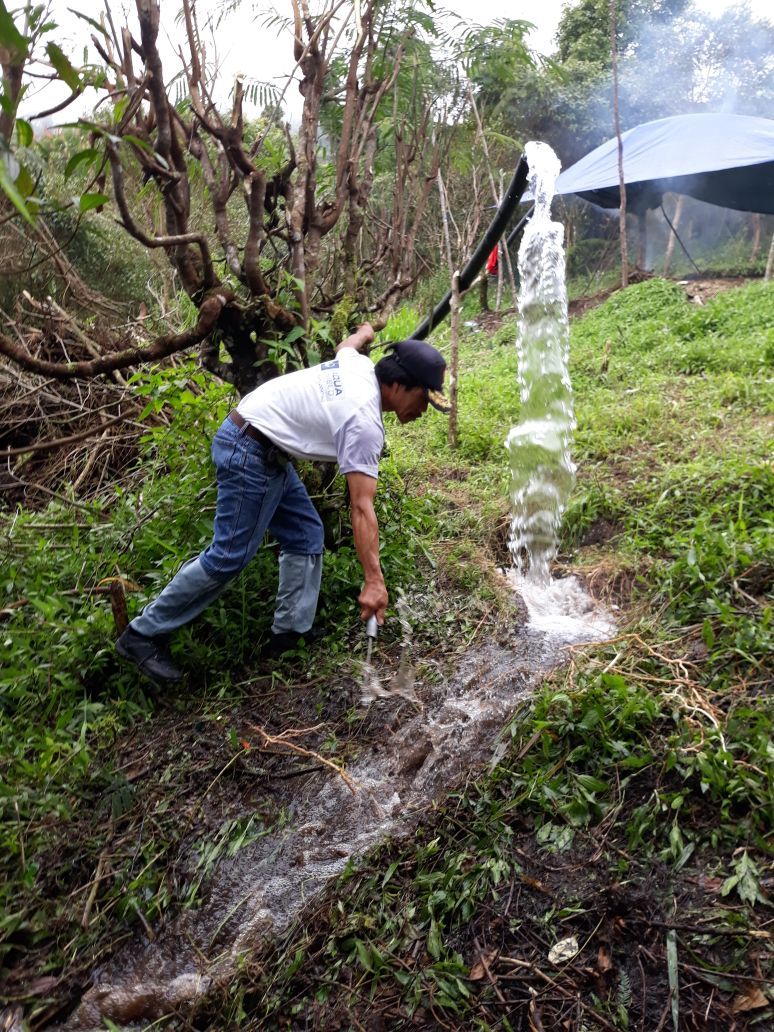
[506, 203, 533, 249]
[411, 154, 530, 341]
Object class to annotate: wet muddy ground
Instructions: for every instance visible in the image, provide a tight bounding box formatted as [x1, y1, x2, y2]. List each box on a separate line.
[55, 581, 616, 1030]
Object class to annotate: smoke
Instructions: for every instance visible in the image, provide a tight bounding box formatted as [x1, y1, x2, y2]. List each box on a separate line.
[617, 2, 773, 126]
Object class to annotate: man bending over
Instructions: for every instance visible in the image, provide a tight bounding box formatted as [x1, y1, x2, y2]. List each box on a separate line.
[117, 325, 450, 683]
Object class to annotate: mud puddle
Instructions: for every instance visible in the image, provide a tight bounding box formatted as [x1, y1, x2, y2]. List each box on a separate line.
[59, 579, 614, 1030]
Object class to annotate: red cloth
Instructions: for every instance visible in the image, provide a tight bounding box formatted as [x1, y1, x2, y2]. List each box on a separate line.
[486, 245, 499, 275]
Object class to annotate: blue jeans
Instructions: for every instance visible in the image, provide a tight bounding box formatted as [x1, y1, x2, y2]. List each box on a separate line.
[131, 415, 324, 639]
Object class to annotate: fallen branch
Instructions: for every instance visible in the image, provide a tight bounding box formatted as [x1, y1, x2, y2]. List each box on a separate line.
[472, 939, 506, 1004]
[1, 409, 130, 458]
[498, 956, 620, 1032]
[249, 722, 357, 795]
[0, 292, 228, 379]
[632, 917, 772, 940]
[81, 844, 112, 930]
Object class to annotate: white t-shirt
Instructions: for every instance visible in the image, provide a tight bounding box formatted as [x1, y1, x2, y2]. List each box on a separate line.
[236, 348, 384, 478]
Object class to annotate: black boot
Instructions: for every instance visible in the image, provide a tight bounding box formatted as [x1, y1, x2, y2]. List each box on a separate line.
[116, 625, 183, 684]
[266, 626, 324, 658]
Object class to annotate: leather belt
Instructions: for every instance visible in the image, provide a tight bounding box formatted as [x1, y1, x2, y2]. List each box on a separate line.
[228, 410, 289, 466]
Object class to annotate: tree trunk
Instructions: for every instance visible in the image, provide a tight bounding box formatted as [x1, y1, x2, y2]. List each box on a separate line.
[467, 86, 518, 309]
[437, 170, 460, 447]
[765, 231, 774, 281]
[663, 194, 685, 276]
[479, 273, 489, 311]
[637, 211, 647, 270]
[494, 172, 504, 311]
[750, 214, 761, 262]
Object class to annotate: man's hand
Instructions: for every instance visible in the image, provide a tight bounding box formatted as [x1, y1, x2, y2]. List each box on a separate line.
[347, 471, 388, 622]
[358, 579, 389, 624]
[336, 322, 375, 354]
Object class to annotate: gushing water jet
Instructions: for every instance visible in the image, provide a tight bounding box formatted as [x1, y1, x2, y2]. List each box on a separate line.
[506, 142, 576, 585]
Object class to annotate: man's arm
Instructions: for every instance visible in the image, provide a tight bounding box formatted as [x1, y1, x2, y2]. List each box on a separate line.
[346, 471, 388, 623]
[336, 322, 375, 354]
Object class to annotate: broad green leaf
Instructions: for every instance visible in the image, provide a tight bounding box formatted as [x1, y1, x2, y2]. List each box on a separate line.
[729, 851, 764, 906]
[77, 191, 108, 213]
[15, 163, 34, 198]
[0, 152, 34, 225]
[427, 918, 442, 959]
[123, 133, 154, 154]
[67, 7, 108, 38]
[285, 948, 304, 979]
[600, 673, 628, 691]
[382, 859, 399, 887]
[575, 773, 608, 795]
[701, 619, 715, 650]
[15, 118, 33, 148]
[65, 147, 99, 179]
[0, 2, 29, 60]
[579, 705, 602, 730]
[674, 841, 695, 873]
[46, 43, 80, 92]
[112, 96, 129, 124]
[354, 938, 372, 971]
[283, 325, 306, 344]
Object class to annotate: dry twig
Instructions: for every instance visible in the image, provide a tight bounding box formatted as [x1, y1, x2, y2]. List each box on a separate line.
[249, 722, 357, 795]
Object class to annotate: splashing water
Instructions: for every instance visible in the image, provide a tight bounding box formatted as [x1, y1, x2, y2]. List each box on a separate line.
[360, 594, 418, 705]
[506, 141, 576, 585]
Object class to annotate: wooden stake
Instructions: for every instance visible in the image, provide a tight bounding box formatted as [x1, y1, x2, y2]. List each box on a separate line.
[109, 579, 129, 635]
[610, 0, 629, 288]
[448, 271, 460, 449]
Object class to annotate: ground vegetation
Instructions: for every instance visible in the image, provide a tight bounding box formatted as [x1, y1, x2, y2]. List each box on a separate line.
[1, 275, 771, 1029]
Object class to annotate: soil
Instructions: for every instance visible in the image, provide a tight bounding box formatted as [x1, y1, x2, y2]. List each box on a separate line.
[237, 828, 756, 1032]
[569, 272, 755, 320]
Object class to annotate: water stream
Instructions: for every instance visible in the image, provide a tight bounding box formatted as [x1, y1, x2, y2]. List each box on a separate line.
[506, 141, 576, 586]
[57, 145, 615, 1030]
[60, 624, 614, 1031]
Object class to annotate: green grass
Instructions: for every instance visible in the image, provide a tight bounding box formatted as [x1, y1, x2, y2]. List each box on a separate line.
[0, 361, 457, 1009]
[216, 278, 773, 1027]
[383, 279, 774, 858]
[1, 278, 772, 1026]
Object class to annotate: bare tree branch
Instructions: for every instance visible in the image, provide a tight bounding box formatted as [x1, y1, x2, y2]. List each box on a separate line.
[106, 141, 216, 290]
[0, 291, 228, 379]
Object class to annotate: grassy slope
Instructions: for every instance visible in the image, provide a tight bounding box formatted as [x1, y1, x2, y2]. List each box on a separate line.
[1, 278, 772, 1028]
[208, 279, 773, 1029]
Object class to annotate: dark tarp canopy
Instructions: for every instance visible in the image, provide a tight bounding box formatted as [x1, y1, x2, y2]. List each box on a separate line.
[552, 113, 774, 215]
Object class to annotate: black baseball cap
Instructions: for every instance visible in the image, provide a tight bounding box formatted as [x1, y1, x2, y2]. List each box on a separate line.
[387, 339, 451, 412]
